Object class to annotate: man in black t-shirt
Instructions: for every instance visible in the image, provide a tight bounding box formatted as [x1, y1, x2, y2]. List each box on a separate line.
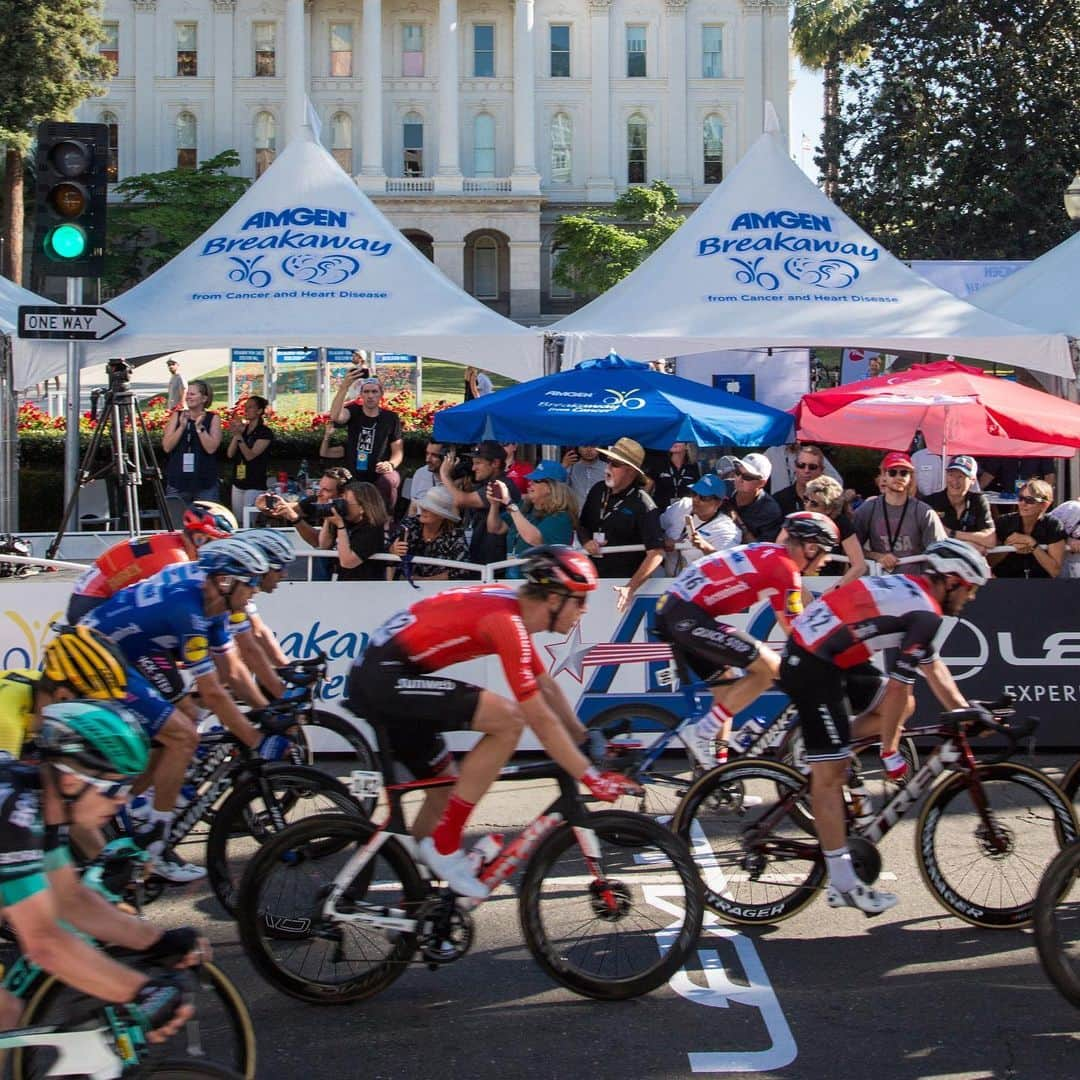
[439, 441, 522, 567]
[329, 372, 404, 515]
[577, 438, 664, 612]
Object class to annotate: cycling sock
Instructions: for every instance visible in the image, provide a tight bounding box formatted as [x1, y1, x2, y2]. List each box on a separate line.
[698, 704, 732, 741]
[431, 795, 476, 855]
[824, 847, 858, 893]
[147, 808, 174, 829]
[880, 751, 909, 781]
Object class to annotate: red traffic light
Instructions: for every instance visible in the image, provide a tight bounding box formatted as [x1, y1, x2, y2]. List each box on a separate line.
[49, 139, 92, 178]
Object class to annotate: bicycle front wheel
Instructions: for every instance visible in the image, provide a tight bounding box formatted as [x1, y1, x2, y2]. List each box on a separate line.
[917, 762, 1079, 928]
[143, 1064, 244, 1080]
[672, 759, 825, 924]
[206, 765, 361, 916]
[12, 961, 255, 1080]
[296, 710, 379, 814]
[1034, 839, 1080, 1007]
[236, 813, 426, 1004]
[520, 810, 703, 1000]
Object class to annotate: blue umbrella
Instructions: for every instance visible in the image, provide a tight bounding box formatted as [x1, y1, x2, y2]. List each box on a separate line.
[433, 354, 793, 448]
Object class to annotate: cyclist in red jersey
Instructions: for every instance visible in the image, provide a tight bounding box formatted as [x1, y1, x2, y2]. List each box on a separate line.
[780, 538, 991, 916]
[346, 546, 640, 897]
[654, 512, 840, 765]
[65, 502, 236, 624]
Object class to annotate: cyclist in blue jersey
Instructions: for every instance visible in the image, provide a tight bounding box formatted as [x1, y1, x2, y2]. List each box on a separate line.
[81, 538, 288, 881]
[0, 700, 205, 1037]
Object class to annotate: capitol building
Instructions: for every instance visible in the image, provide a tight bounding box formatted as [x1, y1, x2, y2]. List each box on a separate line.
[83, 0, 791, 321]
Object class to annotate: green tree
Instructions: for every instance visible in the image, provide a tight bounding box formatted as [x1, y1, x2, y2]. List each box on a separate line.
[551, 181, 685, 298]
[0, 0, 111, 285]
[790, 0, 873, 200]
[835, 0, 1080, 259]
[104, 151, 250, 294]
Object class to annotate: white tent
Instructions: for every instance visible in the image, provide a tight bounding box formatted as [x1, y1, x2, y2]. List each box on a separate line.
[969, 229, 1080, 339]
[14, 132, 541, 390]
[0, 275, 54, 335]
[549, 115, 1072, 378]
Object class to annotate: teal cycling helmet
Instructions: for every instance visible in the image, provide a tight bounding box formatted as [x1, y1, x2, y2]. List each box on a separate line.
[37, 700, 150, 778]
[198, 537, 271, 580]
[237, 529, 295, 571]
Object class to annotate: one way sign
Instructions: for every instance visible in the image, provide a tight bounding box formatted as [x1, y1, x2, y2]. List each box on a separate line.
[18, 304, 125, 342]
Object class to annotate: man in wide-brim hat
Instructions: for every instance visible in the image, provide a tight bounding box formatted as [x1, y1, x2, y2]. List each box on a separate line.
[577, 438, 665, 612]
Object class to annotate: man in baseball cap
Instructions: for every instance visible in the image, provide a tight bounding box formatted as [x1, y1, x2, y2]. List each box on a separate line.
[659, 473, 739, 573]
[439, 441, 522, 565]
[924, 455, 995, 549]
[730, 453, 783, 542]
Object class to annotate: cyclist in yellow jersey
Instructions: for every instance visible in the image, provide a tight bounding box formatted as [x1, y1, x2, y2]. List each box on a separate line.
[0, 670, 44, 757]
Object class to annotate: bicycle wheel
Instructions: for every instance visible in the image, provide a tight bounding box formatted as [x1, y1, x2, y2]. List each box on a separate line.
[519, 810, 703, 1000]
[585, 704, 698, 819]
[11, 962, 255, 1080]
[236, 813, 426, 1003]
[671, 759, 825, 925]
[1034, 840, 1080, 1008]
[1061, 758, 1080, 805]
[143, 1063, 244, 1079]
[206, 765, 361, 916]
[917, 762, 1079, 929]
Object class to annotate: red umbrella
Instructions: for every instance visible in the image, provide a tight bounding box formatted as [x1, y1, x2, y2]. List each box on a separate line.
[794, 361, 1080, 458]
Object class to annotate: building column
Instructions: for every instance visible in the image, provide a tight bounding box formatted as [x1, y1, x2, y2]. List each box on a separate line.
[211, 1, 236, 157]
[763, 0, 791, 139]
[508, 240, 541, 320]
[511, 0, 540, 193]
[132, 0, 157, 174]
[740, 0, 770, 155]
[360, 0, 385, 178]
[664, 0, 691, 198]
[284, 0, 306, 144]
[585, 0, 614, 200]
[433, 240, 465, 288]
[435, 0, 462, 191]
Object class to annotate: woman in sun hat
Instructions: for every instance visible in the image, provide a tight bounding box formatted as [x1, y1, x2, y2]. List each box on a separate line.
[388, 485, 471, 581]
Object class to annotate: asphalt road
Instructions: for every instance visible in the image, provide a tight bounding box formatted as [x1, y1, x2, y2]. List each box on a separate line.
[149, 758, 1080, 1080]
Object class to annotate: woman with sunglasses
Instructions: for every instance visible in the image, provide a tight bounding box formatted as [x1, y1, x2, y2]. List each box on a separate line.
[990, 479, 1065, 578]
[802, 475, 867, 589]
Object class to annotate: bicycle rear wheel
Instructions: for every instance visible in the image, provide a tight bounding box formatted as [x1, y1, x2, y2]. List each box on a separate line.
[1034, 839, 1080, 1008]
[519, 810, 703, 1000]
[206, 766, 361, 916]
[236, 813, 426, 1004]
[11, 962, 255, 1080]
[1062, 758, 1080, 806]
[143, 1064, 243, 1079]
[295, 710, 378, 812]
[917, 762, 1079, 929]
[671, 759, 825, 924]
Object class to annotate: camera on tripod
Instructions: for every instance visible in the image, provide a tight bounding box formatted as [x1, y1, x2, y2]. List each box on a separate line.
[107, 357, 133, 391]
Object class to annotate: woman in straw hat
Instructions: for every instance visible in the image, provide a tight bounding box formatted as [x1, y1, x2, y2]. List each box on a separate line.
[388, 486, 471, 581]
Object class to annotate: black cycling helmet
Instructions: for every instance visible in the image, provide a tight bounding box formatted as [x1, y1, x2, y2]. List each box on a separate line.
[783, 511, 840, 551]
[521, 545, 599, 595]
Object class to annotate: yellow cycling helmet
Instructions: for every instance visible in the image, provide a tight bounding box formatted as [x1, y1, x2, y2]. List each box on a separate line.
[43, 625, 128, 701]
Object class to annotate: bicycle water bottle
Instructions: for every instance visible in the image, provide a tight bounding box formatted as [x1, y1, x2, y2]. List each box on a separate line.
[849, 780, 874, 828]
[467, 832, 505, 874]
[733, 716, 767, 755]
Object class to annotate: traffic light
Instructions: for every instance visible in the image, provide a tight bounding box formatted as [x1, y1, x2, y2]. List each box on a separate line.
[33, 120, 109, 278]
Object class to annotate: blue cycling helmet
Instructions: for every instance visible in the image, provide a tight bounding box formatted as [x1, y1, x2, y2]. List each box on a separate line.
[198, 537, 271, 580]
[237, 529, 295, 571]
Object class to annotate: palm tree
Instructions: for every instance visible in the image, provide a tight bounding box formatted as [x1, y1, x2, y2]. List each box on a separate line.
[791, 0, 873, 200]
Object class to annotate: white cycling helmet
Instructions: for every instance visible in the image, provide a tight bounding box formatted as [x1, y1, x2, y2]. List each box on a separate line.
[198, 537, 271, 580]
[923, 539, 991, 587]
[237, 529, 295, 571]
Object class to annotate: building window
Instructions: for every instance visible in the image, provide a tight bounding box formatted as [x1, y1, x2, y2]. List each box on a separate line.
[403, 24, 424, 76]
[704, 115, 723, 184]
[254, 22, 276, 77]
[473, 24, 494, 77]
[403, 112, 423, 175]
[626, 26, 646, 78]
[102, 111, 119, 183]
[330, 112, 353, 172]
[550, 24, 570, 77]
[551, 112, 571, 183]
[627, 114, 647, 183]
[176, 22, 197, 76]
[474, 236, 498, 299]
[255, 111, 276, 177]
[702, 26, 723, 78]
[101, 22, 119, 74]
[176, 112, 197, 170]
[473, 113, 495, 177]
[330, 23, 353, 76]
[550, 246, 573, 299]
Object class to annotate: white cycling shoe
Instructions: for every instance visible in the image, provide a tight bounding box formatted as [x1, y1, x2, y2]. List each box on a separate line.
[149, 848, 208, 884]
[826, 882, 898, 918]
[417, 837, 488, 899]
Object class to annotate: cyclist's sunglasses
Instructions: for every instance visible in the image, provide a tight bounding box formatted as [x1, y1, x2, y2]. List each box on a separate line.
[885, 468, 912, 478]
[52, 763, 135, 800]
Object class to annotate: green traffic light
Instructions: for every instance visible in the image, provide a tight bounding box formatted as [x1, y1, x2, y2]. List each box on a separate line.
[47, 223, 88, 260]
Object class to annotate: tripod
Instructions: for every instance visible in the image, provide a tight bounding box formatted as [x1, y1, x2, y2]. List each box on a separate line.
[47, 359, 173, 559]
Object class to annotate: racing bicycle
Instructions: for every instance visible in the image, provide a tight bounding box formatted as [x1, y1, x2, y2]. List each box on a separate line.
[235, 717, 705, 1004]
[1033, 838, 1080, 1009]
[670, 702, 1078, 928]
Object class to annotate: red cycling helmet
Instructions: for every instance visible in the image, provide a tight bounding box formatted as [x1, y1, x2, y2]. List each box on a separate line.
[182, 500, 238, 542]
[522, 545, 599, 595]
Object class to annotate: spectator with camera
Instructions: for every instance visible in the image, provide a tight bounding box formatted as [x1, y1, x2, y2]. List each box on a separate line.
[407, 441, 446, 514]
[388, 487, 471, 581]
[161, 380, 223, 506]
[259, 467, 352, 581]
[226, 395, 273, 523]
[659, 473, 740, 573]
[319, 481, 390, 581]
[329, 370, 404, 516]
[439, 442, 523, 565]
[485, 460, 578, 575]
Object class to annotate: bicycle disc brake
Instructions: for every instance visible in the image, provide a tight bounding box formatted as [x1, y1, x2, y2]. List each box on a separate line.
[588, 879, 632, 922]
[974, 816, 1015, 858]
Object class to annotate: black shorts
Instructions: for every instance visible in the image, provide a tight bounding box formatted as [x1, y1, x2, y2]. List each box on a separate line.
[346, 641, 480, 779]
[778, 641, 887, 763]
[654, 596, 761, 684]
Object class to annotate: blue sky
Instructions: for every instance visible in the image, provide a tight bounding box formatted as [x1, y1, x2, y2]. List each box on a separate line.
[788, 59, 824, 182]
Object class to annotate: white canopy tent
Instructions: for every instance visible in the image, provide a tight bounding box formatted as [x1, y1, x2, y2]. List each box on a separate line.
[550, 111, 1072, 378]
[13, 132, 541, 391]
[0, 275, 54, 336]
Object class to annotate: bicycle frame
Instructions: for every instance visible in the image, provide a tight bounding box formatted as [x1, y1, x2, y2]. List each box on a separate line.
[0, 1020, 137, 1078]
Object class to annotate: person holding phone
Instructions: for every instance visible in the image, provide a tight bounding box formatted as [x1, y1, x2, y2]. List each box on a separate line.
[658, 474, 740, 574]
